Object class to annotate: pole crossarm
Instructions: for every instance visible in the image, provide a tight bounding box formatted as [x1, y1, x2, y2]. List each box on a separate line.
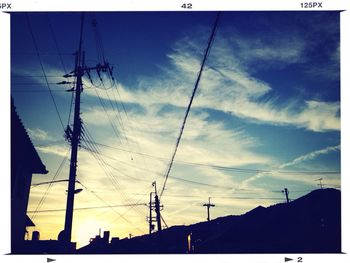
[203, 197, 215, 221]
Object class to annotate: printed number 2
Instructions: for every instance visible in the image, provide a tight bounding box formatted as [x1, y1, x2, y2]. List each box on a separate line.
[297, 257, 303, 262]
[181, 3, 192, 9]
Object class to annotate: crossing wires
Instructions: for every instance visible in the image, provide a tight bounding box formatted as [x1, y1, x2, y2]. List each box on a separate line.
[159, 12, 221, 198]
[25, 13, 65, 131]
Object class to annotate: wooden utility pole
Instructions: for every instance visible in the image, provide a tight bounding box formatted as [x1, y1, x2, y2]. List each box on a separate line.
[203, 197, 215, 221]
[62, 13, 85, 244]
[316, 178, 324, 189]
[62, 13, 113, 244]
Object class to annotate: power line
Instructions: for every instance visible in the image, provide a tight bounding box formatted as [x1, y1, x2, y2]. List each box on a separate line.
[25, 13, 65, 131]
[165, 194, 286, 200]
[11, 75, 64, 78]
[46, 13, 76, 129]
[77, 176, 146, 235]
[11, 51, 73, 56]
[80, 124, 148, 223]
[79, 137, 340, 192]
[160, 12, 221, 198]
[31, 179, 69, 188]
[82, 139, 340, 175]
[27, 203, 147, 214]
[93, 87, 122, 142]
[30, 150, 69, 221]
[46, 14, 68, 73]
[12, 89, 68, 93]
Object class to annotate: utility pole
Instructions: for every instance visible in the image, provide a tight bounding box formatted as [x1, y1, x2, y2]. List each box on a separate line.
[203, 197, 215, 221]
[62, 13, 85, 244]
[62, 13, 113, 244]
[148, 191, 155, 235]
[316, 178, 324, 189]
[282, 188, 290, 204]
[148, 181, 163, 234]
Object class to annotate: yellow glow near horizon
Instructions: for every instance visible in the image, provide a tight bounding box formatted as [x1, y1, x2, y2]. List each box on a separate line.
[73, 217, 111, 248]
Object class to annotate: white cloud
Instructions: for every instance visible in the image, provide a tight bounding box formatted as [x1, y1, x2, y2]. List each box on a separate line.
[232, 34, 306, 65]
[81, 33, 339, 133]
[279, 144, 340, 169]
[37, 144, 69, 157]
[22, 20, 340, 245]
[239, 144, 341, 189]
[27, 128, 52, 141]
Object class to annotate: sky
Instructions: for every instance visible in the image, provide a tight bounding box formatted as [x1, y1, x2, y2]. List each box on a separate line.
[11, 11, 341, 248]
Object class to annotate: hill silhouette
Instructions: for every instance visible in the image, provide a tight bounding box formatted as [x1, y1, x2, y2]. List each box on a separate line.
[78, 188, 341, 254]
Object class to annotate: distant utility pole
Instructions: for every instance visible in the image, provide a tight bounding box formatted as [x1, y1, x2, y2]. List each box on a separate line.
[203, 197, 215, 221]
[62, 13, 114, 244]
[316, 178, 324, 189]
[148, 181, 163, 234]
[282, 188, 290, 204]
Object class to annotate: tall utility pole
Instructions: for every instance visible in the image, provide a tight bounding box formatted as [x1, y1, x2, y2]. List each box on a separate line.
[62, 13, 85, 244]
[203, 197, 215, 221]
[154, 192, 162, 232]
[282, 188, 290, 204]
[62, 13, 113, 244]
[148, 181, 162, 234]
[149, 191, 154, 235]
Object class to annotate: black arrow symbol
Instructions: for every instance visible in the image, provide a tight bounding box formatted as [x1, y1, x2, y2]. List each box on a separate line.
[47, 258, 56, 263]
[285, 257, 293, 262]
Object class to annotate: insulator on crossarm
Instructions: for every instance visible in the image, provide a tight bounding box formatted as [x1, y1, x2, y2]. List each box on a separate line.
[57, 81, 71, 85]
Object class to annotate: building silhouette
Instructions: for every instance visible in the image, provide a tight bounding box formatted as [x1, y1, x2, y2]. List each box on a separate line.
[11, 98, 48, 253]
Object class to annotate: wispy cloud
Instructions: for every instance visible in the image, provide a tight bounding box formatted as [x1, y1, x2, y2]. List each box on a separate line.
[22, 14, 340, 246]
[81, 31, 339, 133]
[279, 144, 340, 169]
[239, 144, 341, 189]
[37, 144, 68, 157]
[27, 128, 52, 141]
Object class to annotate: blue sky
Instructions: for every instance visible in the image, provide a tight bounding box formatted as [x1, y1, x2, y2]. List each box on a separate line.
[11, 11, 340, 247]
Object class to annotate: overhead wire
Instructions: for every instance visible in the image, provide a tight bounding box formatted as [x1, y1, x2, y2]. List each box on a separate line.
[78, 137, 339, 193]
[30, 149, 69, 221]
[80, 139, 340, 175]
[27, 203, 148, 214]
[76, 180, 146, 234]
[46, 14, 69, 74]
[25, 13, 65, 131]
[93, 86, 122, 143]
[31, 179, 69, 188]
[88, 14, 157, 184]
[159, 12, 221, 198]
[111, 79, 153, 180]
[89, 14, 135, 161]
[79, 123, 148, 226]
